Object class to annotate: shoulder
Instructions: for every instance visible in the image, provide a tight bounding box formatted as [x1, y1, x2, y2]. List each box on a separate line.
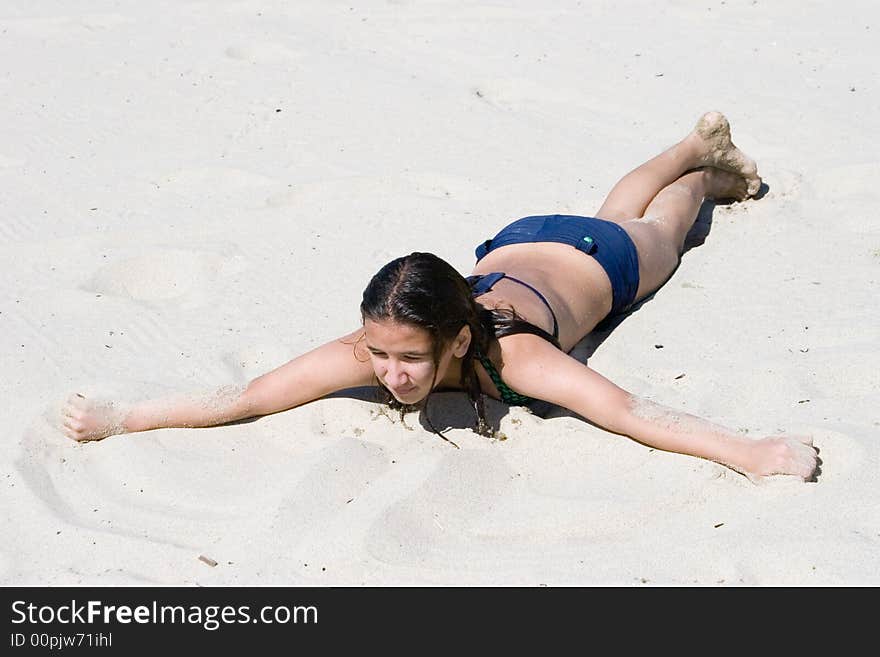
[496, 333, 571, 374]
[493, 333, 570, 391]
[496, 335, 626, 411]
[495, 332, 558, 359]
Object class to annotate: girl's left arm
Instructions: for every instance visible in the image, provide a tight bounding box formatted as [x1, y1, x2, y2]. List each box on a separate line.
[500, 337, 818, 482]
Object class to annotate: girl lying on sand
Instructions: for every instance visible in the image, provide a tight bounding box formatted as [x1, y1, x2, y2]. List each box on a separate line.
[62, 112, 819, 482]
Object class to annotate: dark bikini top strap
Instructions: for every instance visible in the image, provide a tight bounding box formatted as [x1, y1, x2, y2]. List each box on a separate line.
[466, 272, 559, 340]
[476, 352, 534, 406]
[501, 274, 559, 340]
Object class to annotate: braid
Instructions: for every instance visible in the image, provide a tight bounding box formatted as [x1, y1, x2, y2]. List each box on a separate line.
[458, 299, 496, 438]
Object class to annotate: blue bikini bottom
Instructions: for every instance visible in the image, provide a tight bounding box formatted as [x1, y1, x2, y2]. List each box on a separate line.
[475, 214, 641, 316]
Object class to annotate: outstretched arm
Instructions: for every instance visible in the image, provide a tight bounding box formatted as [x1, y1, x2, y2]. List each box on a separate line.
[500, 337, 818, 482]
[62, 329, 375, 442]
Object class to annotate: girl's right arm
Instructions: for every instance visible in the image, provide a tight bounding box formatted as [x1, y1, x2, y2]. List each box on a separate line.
[62, 329, 375, 442]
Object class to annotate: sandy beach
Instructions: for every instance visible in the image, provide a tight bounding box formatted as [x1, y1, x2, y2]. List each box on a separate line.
[2, 0, 878, 586]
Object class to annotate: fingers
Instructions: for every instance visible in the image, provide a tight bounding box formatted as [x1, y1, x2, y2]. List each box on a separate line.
[62, 416, 87, 441]
[63, 395, 86, 424]
[752, 435, 820, 482]
[61, 402, 82, 439]
[62, 405, 83, 425]
[61, 393, 95, 442]
[793, 439, 819, 480]
[794, 436, 818, 478]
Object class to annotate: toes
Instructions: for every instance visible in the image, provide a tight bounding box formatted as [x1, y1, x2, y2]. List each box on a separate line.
[746, 176, 762, 197]
[693, 112, 761, 191]
[707, 169, 750, 201]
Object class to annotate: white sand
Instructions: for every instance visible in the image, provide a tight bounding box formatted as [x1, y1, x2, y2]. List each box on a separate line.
[2, 0, 878, 586]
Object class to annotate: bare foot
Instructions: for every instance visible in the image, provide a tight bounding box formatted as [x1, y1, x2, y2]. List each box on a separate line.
[690, 111, 762, 196]
[702, 166, 750, 202]
[61, 393, 126, 442]
[744, 434, 818, 482]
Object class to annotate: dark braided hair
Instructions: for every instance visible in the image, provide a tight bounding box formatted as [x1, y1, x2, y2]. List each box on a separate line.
[360, 252, 497, 444]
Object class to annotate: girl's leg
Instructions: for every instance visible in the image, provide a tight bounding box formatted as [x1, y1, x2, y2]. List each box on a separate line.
[594, 112, 760, 222]
[622, 167, 749, 300]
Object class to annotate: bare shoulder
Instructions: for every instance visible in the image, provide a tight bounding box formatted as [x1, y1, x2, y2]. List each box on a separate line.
[497, 335, 631, 423]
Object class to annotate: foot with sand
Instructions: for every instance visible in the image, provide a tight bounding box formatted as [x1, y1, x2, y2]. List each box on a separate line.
[690, 111, 762, 196]
[701, 165, 751, 201]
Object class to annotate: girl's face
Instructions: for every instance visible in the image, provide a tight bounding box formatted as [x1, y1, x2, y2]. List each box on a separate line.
[363, 318, 469, 404]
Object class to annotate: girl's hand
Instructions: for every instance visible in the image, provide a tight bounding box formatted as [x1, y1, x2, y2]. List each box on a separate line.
[61, 393, 126, 442]
[746, 434, 818, 482]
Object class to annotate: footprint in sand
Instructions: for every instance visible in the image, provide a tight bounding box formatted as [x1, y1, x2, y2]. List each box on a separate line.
[82, 249, 225, 305]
